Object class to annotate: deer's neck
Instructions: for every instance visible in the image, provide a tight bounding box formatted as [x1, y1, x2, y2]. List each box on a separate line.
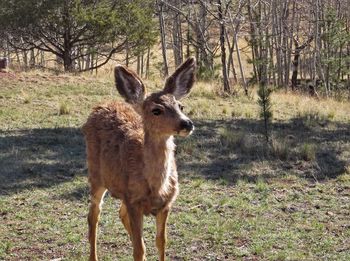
[143, 133, 176, 195]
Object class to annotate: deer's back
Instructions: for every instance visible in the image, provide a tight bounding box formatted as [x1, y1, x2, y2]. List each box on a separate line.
[82, 102, 148, 201]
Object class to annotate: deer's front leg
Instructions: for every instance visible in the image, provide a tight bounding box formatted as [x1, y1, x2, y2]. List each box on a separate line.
[156, 208, 169, 261]
[127, 203, 146, 261]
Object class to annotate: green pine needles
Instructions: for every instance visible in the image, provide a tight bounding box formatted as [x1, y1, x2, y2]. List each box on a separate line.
[257, 83, 273, 142]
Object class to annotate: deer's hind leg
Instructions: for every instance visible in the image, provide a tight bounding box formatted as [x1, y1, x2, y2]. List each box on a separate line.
[88, 184, 107, 261]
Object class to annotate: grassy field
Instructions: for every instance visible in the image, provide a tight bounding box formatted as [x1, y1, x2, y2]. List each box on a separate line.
[0, 71, 350, 260]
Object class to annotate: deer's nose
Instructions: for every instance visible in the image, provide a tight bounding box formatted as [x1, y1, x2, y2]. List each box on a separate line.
[180, 119, 194, 131]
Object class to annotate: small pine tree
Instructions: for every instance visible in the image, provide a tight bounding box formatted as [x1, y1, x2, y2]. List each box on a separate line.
[257, 83, 273, 142]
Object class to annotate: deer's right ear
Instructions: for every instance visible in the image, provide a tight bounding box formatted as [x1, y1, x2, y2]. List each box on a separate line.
[114, 65, 145, 104]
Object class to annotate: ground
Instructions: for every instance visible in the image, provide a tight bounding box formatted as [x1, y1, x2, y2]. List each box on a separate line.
[0, 71, 349, 260]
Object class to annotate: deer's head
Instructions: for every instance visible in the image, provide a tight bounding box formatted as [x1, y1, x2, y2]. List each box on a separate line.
[114, 58, 196, 138]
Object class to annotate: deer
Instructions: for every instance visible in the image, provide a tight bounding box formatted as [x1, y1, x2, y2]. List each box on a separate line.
[82, 57, 196, 261]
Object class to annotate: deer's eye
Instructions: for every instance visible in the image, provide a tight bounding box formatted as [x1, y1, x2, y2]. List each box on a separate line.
[179, 104, 184, 111]
[152, 108, 162, 116]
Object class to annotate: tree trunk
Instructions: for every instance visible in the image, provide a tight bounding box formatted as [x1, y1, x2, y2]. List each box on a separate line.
[29, 49, 35, 68]
[291, 46, 300, 90]
[291, 36, 313, 90]
[217, 0, 230, 93]
[234, 26, 248, 95]
[63, 51, 73, 72]
[282, 0, 292, 89]
[247, 0, 259, 82]
[158, 1, 169, 77]
[186, 0, 191, 58]
[273, 1, 284, 87]
[137, 54, 141, 76]
[63, 32, 73, 72]
[40, 50, 45, 67]
[225, 29, 237, 81]
[95, 53, 98, 75]
[146, 47, 150, 79]
[141, 52, 144, 77]
[172, 0, 183, 67]
[194, 1, 213, 71]
[125, 41, 129, 67]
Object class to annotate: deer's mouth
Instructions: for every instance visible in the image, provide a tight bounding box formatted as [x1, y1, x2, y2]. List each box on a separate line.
[177, 126, 194, 137]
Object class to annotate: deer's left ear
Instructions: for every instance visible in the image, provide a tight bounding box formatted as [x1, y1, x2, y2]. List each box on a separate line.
[163, 57, 196, 100]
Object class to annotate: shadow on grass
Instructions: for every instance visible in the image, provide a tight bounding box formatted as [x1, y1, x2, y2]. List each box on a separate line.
[60, 184, 90, 201]
[177, 117, 349, 184]
[0, 117, 348, 196]
[0, 127, 86, 196]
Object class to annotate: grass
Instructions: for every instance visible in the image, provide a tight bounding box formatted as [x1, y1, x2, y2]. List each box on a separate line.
[1, 70, 350, 260]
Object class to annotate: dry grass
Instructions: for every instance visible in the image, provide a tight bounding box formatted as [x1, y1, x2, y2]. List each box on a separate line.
[271, 91, 350, 122]
[299, 143, 317, 161]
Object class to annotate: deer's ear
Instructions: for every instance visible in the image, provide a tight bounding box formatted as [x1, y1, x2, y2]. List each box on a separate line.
[163, 57, 196, 100]
[114, 65, 145, 104]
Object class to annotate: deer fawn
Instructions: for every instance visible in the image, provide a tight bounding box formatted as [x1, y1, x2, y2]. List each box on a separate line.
[82, 57, 196, 261]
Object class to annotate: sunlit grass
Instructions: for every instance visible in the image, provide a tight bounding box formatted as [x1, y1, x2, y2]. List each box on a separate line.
[272, 91, 350, 122]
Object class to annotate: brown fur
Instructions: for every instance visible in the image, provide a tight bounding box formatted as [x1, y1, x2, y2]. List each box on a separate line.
[82, 58, 196, 261]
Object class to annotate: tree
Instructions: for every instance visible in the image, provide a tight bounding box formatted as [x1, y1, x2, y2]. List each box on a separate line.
[0, 0, 156, 72]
